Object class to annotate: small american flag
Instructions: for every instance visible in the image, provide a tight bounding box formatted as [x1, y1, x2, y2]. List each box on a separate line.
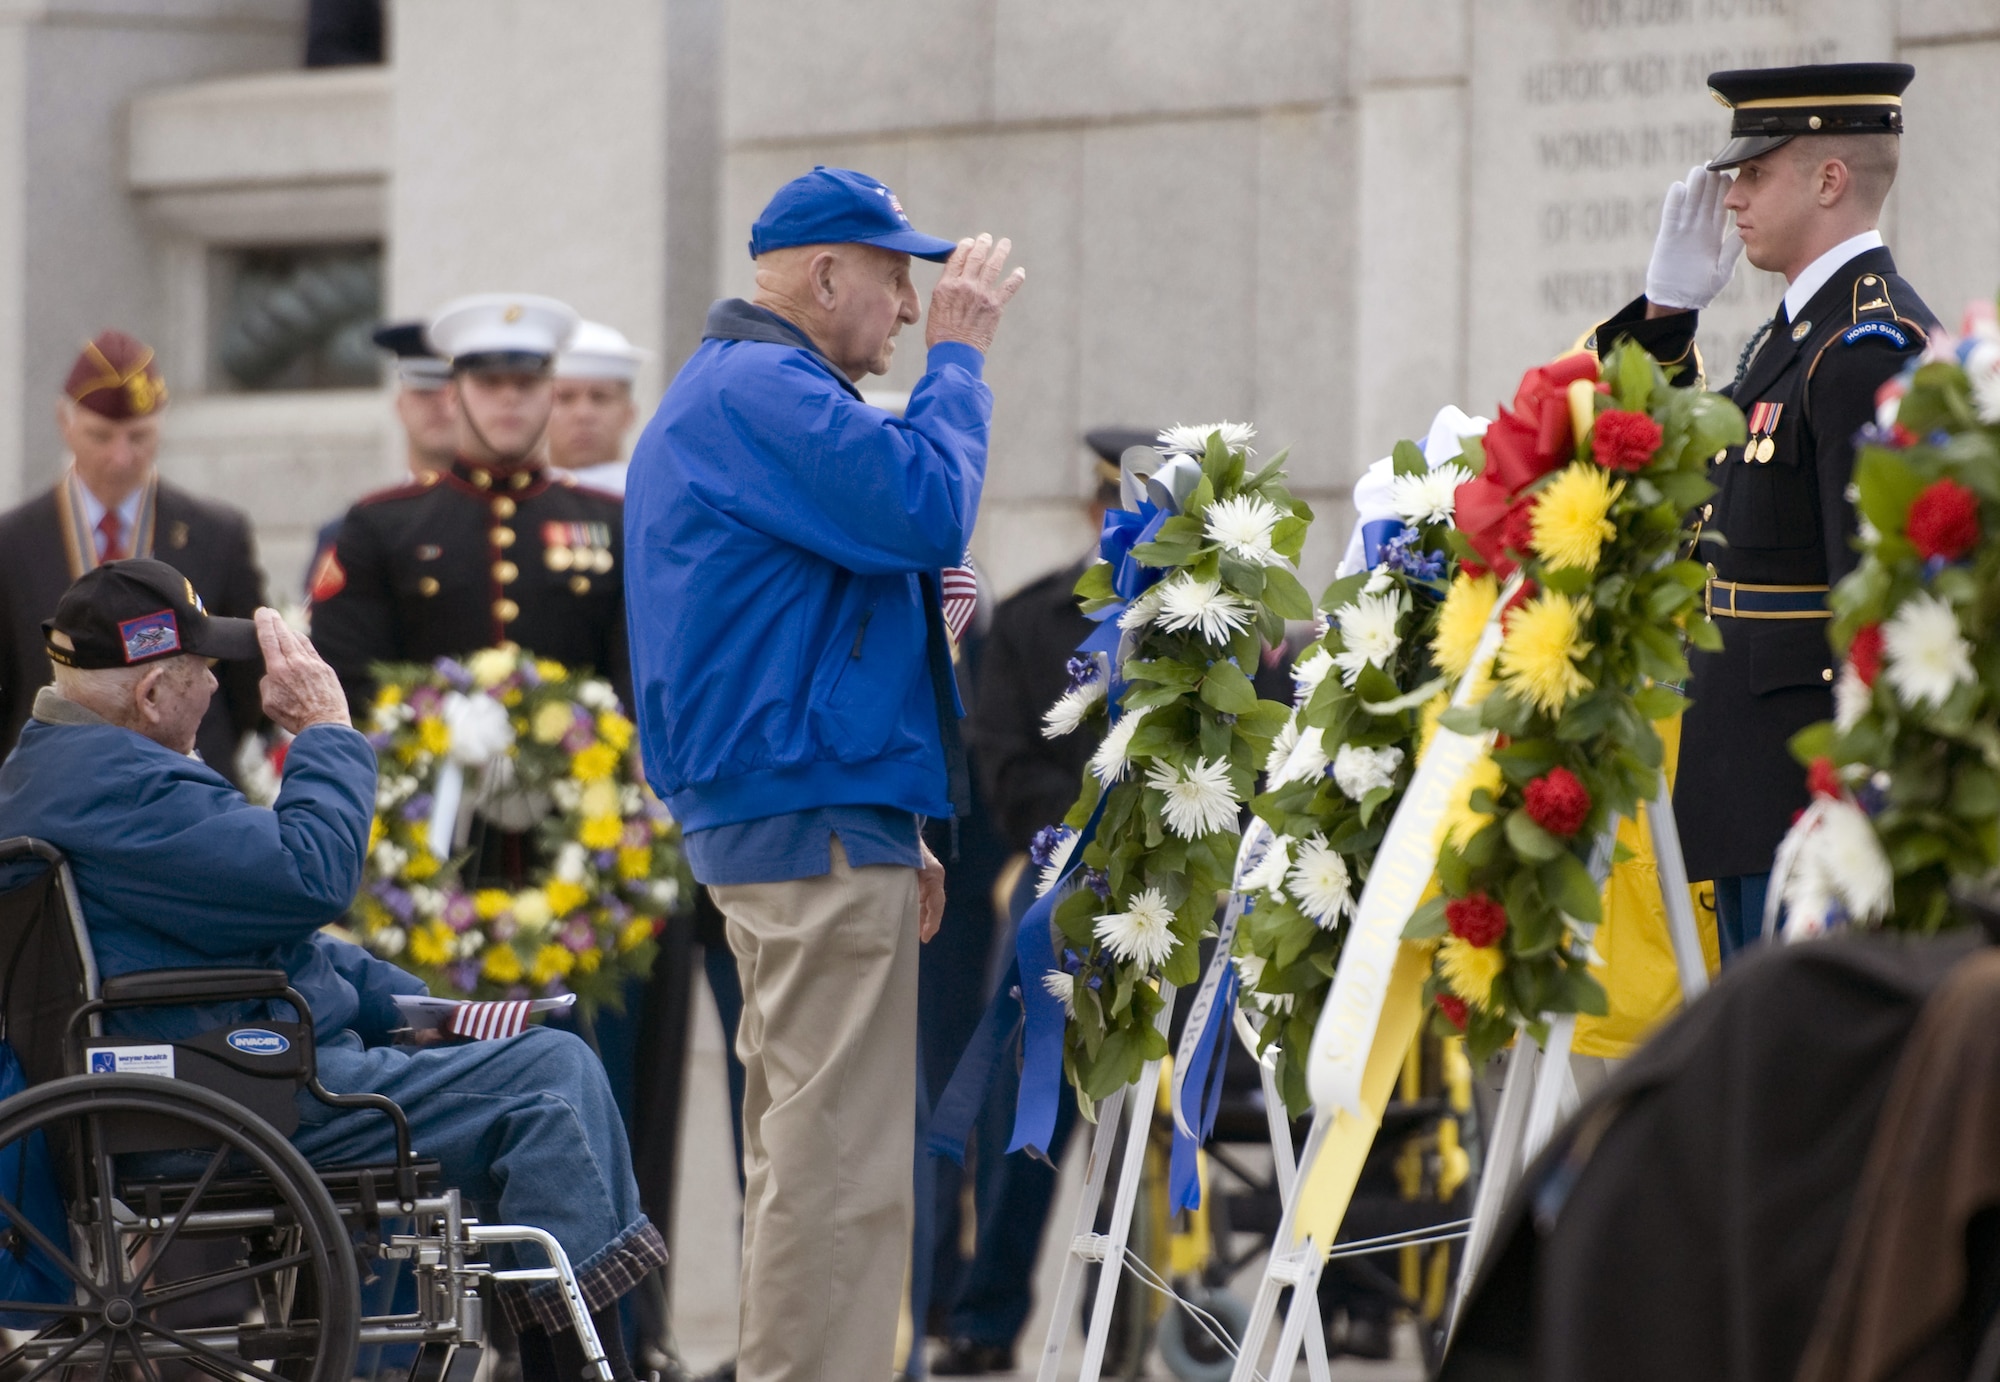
[941, 556, 980, 646]
[448, 1000, 534, 1041]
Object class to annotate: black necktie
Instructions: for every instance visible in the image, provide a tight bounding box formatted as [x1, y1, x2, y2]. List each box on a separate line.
[1732, 303, 1788, 393]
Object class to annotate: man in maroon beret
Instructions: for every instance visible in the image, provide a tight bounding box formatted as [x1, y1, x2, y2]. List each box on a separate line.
[0, 330, 268, 780]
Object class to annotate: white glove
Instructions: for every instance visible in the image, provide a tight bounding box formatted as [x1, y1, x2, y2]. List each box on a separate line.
[1645, 165, 1744, 310]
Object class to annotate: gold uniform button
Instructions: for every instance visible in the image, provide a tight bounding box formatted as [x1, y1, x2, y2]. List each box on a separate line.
[471, 469, 492, 489]
[1713, 449, 1727, 465]
[569, 575, 593, 595]
[1821, 667, 1834, 683]
[492, 526, 516, 548]
[546, 546, 574, 572]
[494, 560, 519, 584]
[591, 548, 615, 574]
[511, 470, 532, 490]
[417, 576, 440, 597]
[492, 497, 517, 519]
[1702, 504, 1713, 520]
[494, 598, 520, 622]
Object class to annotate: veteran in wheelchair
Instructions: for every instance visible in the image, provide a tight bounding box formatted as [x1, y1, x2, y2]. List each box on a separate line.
[0, 559, 663, 1381]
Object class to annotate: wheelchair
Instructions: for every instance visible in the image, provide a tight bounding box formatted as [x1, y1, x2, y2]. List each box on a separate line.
[0, 836, 614, 1382]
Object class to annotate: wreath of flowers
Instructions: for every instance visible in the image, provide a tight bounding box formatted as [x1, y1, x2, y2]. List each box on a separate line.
[1233, 439, 1462, 1113]
[1038, 424, 1306, 1100]
[1403, 342, 1744, 1060]
[1781, 303, 2000, 935]
[351, 644, 686, 1011]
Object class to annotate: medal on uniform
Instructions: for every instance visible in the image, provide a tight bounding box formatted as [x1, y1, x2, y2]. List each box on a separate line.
[1745, 401, 1784, 463]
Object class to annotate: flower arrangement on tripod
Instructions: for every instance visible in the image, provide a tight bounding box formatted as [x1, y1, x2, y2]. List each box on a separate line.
[1036, 424, 1307, 1100]
[352, 645, 685, 1011]
[1404, 343, 1743, 1060]
[1781, 306, 2000, 936]
[1231, 438, 1463, 1113]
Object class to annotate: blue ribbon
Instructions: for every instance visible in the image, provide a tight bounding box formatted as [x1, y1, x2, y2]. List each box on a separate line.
[1098, 502, 1169, 603]
[1167, 964, 1237, 1213]
[1360, 518, 1407, 569]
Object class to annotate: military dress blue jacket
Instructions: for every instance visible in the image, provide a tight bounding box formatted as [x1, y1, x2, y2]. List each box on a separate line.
[625, 299, 991, 831]
[0, 702, 422, 1044]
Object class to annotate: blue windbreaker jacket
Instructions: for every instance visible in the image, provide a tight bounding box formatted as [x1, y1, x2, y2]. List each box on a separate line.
[625, 300, 991, 831]
[0, 715, 422, 1044]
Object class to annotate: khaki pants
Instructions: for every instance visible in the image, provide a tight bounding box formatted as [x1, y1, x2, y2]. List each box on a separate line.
[712, 840, 920, 1382]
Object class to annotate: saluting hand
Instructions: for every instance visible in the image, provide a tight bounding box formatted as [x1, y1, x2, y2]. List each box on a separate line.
[255, 608, 351, 735]
[1646, 165, 1743, 312]
[925, 233, 1027, 355]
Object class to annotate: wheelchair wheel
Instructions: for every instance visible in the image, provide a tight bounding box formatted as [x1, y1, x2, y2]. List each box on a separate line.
[0, 1073, 359, 1382]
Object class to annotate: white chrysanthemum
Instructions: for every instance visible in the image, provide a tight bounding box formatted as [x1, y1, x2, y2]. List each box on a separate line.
[1090, 708, 1150, 785]
[1233, 952, 1295, 1013]
[1146, 757, 1240, 839]
[1157, 576, 1256, 643]
[1330, 592, 1404, 685]
[577, 680, 619, 711]
[1883, 592, 1975, 710]
[1388, 463, 1472, 527]
[554, 842, 588, 884]
[1289, 836, 1354, 928]
[1262, 717, 1300, 782]
[1332, 742, 1405, 801]
[1157, 421, 1256, 457]
[1833, 663, 1872, 734]
[1240, 834, 1294, 896]
[1203, 494, 1285, 565]
[1094, 887, 1178, 969]
[1270, 726, 1330, 787]
[373, 925, 407, 957]
[1363, 569, 1394, 595]
[1042, 678, 1107, 739]
[373, 841, 408, 876]
[1291, 648, 1334, 702]
[1036, 827, 1080, 898]
[1117, 583, 1167, 633]
[1779, 798, 1894, 940]
[1042, 970, 1078, 1017]
[1967, 340, 2000, 425]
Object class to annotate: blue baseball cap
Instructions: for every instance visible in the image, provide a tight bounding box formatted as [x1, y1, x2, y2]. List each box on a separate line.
[748, 167, 959, 262]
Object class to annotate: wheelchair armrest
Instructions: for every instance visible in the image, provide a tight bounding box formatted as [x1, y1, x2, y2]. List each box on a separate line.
[101, 967, 292, 1005]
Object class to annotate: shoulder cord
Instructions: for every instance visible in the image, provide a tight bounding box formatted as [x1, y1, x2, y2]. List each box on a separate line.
[1731, 319, 1774, 393]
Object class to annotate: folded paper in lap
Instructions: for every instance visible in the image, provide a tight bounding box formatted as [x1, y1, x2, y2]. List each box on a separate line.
[392, 993, 576, 1041]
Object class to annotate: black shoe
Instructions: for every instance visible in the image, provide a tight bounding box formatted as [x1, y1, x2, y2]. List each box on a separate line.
[930, 1338, 1015, 1375]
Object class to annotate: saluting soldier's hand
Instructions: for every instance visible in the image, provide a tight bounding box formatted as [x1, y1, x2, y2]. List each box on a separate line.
[918, 838, 946, 943]
[1646, 165, 1743, 312]
[925, 233, 1027, 355]
[255, 608, 351, 735]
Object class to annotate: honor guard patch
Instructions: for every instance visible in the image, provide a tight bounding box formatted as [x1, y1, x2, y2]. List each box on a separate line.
[1843, 320, 1911, 349]
[309, 549, 347, 602]
[118, 609, 180, 663]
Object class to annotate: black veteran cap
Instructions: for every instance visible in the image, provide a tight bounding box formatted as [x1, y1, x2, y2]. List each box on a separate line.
[1707, 62, 1914, 170]
[44, 559, 259, 670]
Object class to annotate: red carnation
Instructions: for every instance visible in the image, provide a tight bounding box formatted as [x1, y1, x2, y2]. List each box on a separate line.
[1523, 766, 1592, 836]
[1906, 478, 1981, 562]
[1436, 993, 1469, 1031]
[1806, 756, 1843, 800]
[1591, 409, 1664, 472]
[1848, 623, 1885, 687]
[1445, 892, 1508, 948]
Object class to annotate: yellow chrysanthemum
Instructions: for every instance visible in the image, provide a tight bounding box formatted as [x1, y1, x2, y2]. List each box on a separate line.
[535, 658, 567, 681]
[368, 816, 386, 852]
[618, 844, 653, 880]
[482, 944, 523, 984]
[468, 646, 518, 688]
[619, 917, 656, 952]
[1528, 463, 1622, 572]
[597, 712, 635, 752]
[376, 685, 404, 708]
[1497, 592, 1595, 715]
[1432, 572, 1499, 680]
[532, 701, 574, 744]
[576, 947, 603, 974]
[416, 716, 450, 757]
[408, 921, 453, 968]
[530, 942, 577, 985]
[581, 780, 621, 820]
[1439, 935, 1505, 1009]
[571, 743, 619, 782]
[474, 888, 513, 921]
[403, 847, 440, 882]
[512, 890, 554, 932]
[546, 879, 590, 916]
[1437, 755, 1504, 851]
[1417, 694, 1447, 759]
[580, 815, 624, 850]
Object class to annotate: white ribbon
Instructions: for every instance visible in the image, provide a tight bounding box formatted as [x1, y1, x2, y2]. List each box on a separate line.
[1171, 816, 1272, 1138]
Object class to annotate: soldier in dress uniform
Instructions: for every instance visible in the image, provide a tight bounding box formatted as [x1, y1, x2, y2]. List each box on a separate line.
[1595, 63, 1937, 958]
[310, 293, 630, 713]
[550, 321, 649, 496]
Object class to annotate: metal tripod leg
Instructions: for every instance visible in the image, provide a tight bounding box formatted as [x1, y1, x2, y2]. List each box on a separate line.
[1228, 1112, 1327, 1382]
[1259, 1060, 1333, 1382]
[1445, 1035, 1539, 1336]
[1033, 1084, 1126, 1382]
[1647, 769, 1710, 1002]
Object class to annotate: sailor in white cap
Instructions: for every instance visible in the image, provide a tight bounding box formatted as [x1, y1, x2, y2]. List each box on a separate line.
[310, 292, 632, 713]
[550, 320, 651, 495]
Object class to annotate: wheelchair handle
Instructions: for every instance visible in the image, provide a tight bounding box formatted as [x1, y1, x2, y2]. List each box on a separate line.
[100, 967, 292, 1004]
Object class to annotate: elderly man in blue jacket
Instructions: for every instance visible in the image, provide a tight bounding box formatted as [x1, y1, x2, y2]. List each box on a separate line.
[0, 559, 661, 1382]
[626, 167, 1024, 1382]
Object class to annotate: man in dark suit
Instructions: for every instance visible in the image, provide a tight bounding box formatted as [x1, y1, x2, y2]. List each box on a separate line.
[1596, 63, 1936, 958]
[0, 330, 266, 782]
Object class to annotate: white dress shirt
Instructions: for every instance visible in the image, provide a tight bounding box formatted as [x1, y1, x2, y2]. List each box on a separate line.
[1783, 229, 1886, 324]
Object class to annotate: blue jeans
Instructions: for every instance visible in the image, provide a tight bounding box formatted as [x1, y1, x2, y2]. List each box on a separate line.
[1712, 872, 1772, 964]
[294, 1025, 665, 1333]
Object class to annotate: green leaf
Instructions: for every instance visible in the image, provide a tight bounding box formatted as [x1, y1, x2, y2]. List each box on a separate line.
[1391, 439, 1429, 476]
[1788, 720, 1836, 766]
[1505, 809, 1566, 862]
[1261, 566, 1314, 620]
[1614, 340, 1656, 413]
[1271, 516, 1310, 561]
[1439, 704, 1486, 736]
[1540, 851, 1603, 926]
[1855, 447, 1928, 540]
[1402, 894, 1448, 940]
[1318, 572, 1368, 614]
[1199, 660, 1260, 715]
[1631, 683, 1686, 722]
[1220, 553, 1267, 597]
[1124, 658, 1201, 688]
[1131, 539, 1200, 568]
[1686, 614, 1723, 652]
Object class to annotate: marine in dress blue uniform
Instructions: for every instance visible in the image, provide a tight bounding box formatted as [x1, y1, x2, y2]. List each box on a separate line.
[1595, 63, 1937, 956]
